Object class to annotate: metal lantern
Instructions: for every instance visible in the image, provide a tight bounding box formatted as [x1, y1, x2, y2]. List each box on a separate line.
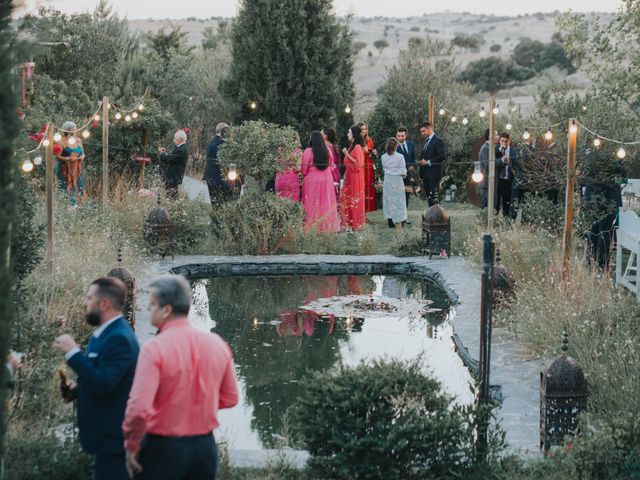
[107, 247, 136, 329]
[540, 332, 588, 451]
[422, 197, 451, 259]
[144, 195, 174, 259]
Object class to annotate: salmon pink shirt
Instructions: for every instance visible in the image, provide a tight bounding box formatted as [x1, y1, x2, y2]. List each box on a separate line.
[122, 318, 239, 452]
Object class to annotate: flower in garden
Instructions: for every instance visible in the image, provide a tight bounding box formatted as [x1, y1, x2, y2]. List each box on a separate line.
[56, 315, 66, 327]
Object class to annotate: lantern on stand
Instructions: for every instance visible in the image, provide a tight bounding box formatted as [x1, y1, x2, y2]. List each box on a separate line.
[107, 247, 136, 328]
[144, 195, 174, 259]
[422, 195, 451, 259]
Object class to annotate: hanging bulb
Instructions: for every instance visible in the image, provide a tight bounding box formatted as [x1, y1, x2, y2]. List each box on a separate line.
[545, 127, 553, 141]
[582, 105, 587, 112]
[227, 163, 238, 181]
[617, 145, 627, 159]
[593, 136, 602, 148]
[93, 114, 100, 122]
[523, 129, 530, 141]
[33, 156, 43, 166]
[138, 103, 145, 111]
[22, 158, 34, 173]
[505, 122, 513, 131]
[451, 115, 457, 123]
[479, 106, 486, 118]
[115, 112, 122, 120]
[472, 161, 483, 183]
[462, 115, 469, 125]
[43, 139, 50, 147]
[82, 130, 90, 139]
[344, 105, 351, 114]
[53, 131, 62, 142]
[439, 107, 445, 116]
[492, 104, 500, 115]
[132, 111, 139, 119]
[250, 101, 257, 110]
[125, 114, 132, 122]
[68, 136, 77, 145]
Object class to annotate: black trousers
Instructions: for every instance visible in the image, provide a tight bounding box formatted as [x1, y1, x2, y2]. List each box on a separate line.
[422, 175, 441, 206]
[587, 213, 616, 269]
[510, 186, 529, 221]
[136, 433, 218, 480]
[496, 177, 513, 217]
[94, 453, 130, 480]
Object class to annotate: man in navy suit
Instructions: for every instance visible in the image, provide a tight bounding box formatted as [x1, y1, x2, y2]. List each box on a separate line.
[418, 122, 446, 206]
[395, 126, 416, 210]
[55, 277, 140, 480]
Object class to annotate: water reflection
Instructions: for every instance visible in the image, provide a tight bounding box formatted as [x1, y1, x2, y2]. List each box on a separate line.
[189, 275, 473, 451]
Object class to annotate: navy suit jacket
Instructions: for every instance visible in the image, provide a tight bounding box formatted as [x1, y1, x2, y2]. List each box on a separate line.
[419, 135, 446, 179]
[396, 140, 416, 169]
[67, 317, 139, 455]
[203, 136, 225, 188]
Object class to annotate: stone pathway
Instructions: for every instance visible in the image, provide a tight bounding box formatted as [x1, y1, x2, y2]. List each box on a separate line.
[136, 254, 545, 465]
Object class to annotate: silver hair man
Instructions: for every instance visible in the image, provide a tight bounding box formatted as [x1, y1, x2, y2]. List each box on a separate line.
[149, 274, 192, 316]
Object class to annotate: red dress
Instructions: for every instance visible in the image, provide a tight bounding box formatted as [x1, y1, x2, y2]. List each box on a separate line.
[340, 144, 366, 230]
[363, 137, 377, 212]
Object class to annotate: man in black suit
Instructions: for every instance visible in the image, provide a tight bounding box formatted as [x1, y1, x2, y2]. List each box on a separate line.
[418, 122, 446, 206]
[158, 129, 189, 199]
[395, 126, 416, 209]
[55, 277, 140, 480]
[495, 132, 516, 218]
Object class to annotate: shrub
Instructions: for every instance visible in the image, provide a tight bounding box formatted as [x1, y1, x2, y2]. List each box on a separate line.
[373, 39, 389, 54]
[290, 358, 501, 480]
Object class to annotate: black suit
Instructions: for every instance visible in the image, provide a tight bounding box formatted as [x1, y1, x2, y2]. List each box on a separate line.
[495, 145, 515, 217]
[67, 317, 139, 479]
[396, 140, 416, 206]
[419, 135, 445, 206]
[160, 143, 188, 198]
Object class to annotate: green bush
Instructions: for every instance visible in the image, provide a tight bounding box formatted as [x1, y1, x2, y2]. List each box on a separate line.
[289, 358, 500, 480]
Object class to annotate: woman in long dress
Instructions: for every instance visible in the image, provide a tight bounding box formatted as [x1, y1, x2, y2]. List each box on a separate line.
[381, 137, 408, 228]
[301, 131, 340, 233]
[357, 122, 377, 213]
[340, 125, 366, 231]
[275, 137, 302, 201]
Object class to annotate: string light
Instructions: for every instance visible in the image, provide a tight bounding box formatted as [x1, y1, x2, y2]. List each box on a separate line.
[250, 101, 257, 111]
[492, 104, 500, 115]
[462, 115, 469, 125]
[115, 112, 122, 120]
[93, 114, 100, 122]
[22, 159, 34, 173]
[569, 120, 578, 134]
[138, 104, 145, 111]
[33, 156, 43, 166]
[479, 107, 486, 118]
[125, 114, 132, 122]
[472, 161, 483, 183]
[617, 145, 627, 159]
[439, 107, 445, 116]
[82, 130, 90, 139]
[132, 111, 139, 119]
[53, 132, 62, 142]
[344, 105, 351, 114]
[227, 163, 238, 181]
[451, 115, 457, 123]
[43, 139, 50, 147]
[582, 105, 588, 112]
[505, 122, 512, 131]
[593, 136, 602, 148]
[523, 128, 530, 141]
[68, 136, 77, 145]
[545, 127, 553, 141]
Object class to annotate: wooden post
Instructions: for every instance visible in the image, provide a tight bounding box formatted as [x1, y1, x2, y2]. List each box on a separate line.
[102, 96, 109, 206]
[428, 94, 435, 126]
[45, 122, 54, 278]
[562, 118, 578, 282]
[487, 98, 496, 229]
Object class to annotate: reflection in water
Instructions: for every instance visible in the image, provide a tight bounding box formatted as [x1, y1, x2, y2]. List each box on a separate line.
[190, 275, 473, 451]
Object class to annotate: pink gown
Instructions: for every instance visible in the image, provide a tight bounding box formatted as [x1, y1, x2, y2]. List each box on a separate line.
[301, 148, 340, 233]
[275, 169, 300, 201]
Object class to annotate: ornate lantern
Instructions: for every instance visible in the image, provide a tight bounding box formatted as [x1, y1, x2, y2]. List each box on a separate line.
[107, 247, 136, 329]
[144, 195, 174, 259]
[540, 332, 588, 451]
[422, 196, 451, 259]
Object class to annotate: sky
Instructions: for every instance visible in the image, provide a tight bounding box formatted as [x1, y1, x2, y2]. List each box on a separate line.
[18, 0, 623, 19]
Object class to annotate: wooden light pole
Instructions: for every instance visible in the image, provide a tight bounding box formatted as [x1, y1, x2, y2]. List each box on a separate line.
[428, 94, 435, 126]
[45, 122, 54, 277]
[562, 118, 578, 281]
[102, 96, 109, 206]
[487, 98, 497, 229]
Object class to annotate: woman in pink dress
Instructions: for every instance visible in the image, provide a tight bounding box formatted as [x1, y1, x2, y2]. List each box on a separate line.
[275, 135, 302, 201]
[340, 125, 366, 230]
[301, 131, 340, 233]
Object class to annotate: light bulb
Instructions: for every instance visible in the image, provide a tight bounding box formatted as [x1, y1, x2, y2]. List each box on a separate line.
[68, 136, 76, 145]
[545, 128, 553, 141]
[479, 107, 486, 118]
[43, 139, 50, 147]
[617, 146, 627, 159]
[593, 136, 601, 148]
[138, 104, 145, 111]
[472, 171, 484, 183]
[250, 101, 257, 110]
[22, 159, 34, 173]
[33, 156, 43, 166]
[569, 120, 578, 134]
[132, 111, 139, 119]
[492, 104, 500, 115]
[582, 105, 587, 112]
[451, 115, 457, 123]
[115, 112, 122, 120]
[125, 114, 132, 122]
[439, 107, 445, 116]
[523, 129, 530, 141]
[82, 130, 90, 139]
[344, 105, 351, 114]
[505, 122, 513, 131]
[53, 132, 62, 142]
[227, 163, 238, 181]
[93, 114, 100, 122]
[462, 116, 469, 125]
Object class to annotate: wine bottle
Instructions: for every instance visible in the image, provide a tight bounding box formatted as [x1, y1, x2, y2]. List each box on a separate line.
[59, 369, 74, 403]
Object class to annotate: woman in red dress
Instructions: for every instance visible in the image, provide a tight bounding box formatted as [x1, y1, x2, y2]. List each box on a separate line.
[357, 122, 377, 212]
[340, 125, 366, 231]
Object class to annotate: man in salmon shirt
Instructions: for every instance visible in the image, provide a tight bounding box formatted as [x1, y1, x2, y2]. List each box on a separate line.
[122, 275, 239, 479]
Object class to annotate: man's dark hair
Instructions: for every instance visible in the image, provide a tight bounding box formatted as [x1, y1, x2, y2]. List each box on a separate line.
[500, 132, 511, 140]
[396, 126, 408, 134]
[421, 122, 433, 129]
[91, 277, 127, 311]
[483, 129, 490, 140]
